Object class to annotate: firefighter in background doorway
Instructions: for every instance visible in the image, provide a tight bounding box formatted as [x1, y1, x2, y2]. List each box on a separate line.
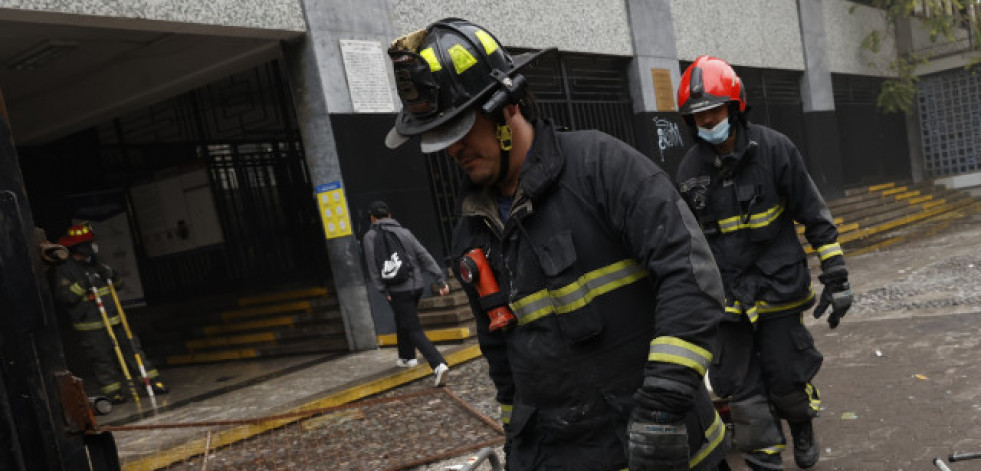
[52, 222, 169, 404]
[675, 55, 853, 470]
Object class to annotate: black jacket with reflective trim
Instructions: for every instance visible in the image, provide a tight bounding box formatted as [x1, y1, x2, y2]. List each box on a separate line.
[54, 258, 121, 327]
[676, 122, 844, 316]
[451, 120, 727, 469]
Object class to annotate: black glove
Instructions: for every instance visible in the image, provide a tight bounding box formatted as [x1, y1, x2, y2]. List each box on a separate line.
[97, 263, 114, 281]
[813, 266, 852, 328]
[628, 408, 689, 471]
[85, 272, 104, 289]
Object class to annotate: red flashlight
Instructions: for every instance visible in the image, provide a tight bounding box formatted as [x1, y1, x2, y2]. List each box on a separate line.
[459, 248, 516, 332]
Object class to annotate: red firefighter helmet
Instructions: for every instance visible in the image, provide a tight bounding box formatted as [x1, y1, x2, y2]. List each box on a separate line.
[677, 55, 746, 115]
[58, 222, 94, 248]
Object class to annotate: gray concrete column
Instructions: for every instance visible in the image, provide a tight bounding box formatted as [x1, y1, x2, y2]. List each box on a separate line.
[797, 0, 846, 198]
[624, 0, 691, 176]
[282, 0, 397, 351]
[895, 17, 926, 183]
[625, 0, 683, 113]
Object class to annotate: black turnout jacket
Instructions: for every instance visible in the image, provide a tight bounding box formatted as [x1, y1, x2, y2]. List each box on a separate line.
[451, 119, 728, 470]
[676, 122, 845, 323]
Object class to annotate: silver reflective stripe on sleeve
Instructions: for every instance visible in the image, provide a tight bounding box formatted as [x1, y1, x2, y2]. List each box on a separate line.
[648, 336, 712, 376]
[816, 243, 843, 261]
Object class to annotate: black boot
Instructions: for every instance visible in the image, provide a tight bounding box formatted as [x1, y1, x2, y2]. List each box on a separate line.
[790, 420, 819, 468]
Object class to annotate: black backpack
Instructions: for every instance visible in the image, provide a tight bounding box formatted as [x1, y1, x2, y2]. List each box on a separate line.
[372, 225, 413, 285]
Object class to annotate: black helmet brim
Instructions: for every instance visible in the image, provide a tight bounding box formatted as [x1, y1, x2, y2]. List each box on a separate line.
[386, 48, 555, 153]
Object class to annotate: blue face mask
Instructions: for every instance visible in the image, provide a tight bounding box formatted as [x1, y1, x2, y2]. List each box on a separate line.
[697, 119, 731, 145]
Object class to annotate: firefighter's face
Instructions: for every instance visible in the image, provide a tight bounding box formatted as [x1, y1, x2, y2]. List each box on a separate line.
[446, 113, 502, 187]
[693, 104, 729, 129]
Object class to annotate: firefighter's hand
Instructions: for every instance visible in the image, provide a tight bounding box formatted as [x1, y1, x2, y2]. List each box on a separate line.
[628, 408, 689, 471]
[438, 283, 450, 296]
[813, 266, 852, 328]
[86, 272, 103, 289]
[97, 263, 115, 282]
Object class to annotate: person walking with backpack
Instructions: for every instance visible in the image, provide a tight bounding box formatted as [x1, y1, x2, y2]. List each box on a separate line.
[363, 200, 451, 387]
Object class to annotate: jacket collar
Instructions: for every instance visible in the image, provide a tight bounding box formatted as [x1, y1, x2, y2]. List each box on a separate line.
[459, 119, 565, 224]
[695, 121, 758, 170]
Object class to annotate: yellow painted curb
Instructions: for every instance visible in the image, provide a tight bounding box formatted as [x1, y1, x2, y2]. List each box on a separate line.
[880, 186, 908, 196]
[376, 326, 473, 346]
[237, 287, 329, 307]
[123, 344, 484, 471]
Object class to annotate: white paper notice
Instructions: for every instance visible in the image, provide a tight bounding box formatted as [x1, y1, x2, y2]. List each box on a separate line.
[339, 39, 396, 113]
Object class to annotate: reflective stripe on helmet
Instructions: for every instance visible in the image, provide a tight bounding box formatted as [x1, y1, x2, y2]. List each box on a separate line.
[419, 47, 441, 72]
[447, 44, 478, 74]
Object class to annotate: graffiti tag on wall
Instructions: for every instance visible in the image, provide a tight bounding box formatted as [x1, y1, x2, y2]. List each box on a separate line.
[654, 117, 684, 162]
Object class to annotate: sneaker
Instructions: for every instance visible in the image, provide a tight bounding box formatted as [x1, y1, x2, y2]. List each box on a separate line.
[744, 451, 782, 470]
[790, 420, 819, 468]
[433, 363, 449, 387]
[151, 381, 169, 395]
[395, 358, 419, 368]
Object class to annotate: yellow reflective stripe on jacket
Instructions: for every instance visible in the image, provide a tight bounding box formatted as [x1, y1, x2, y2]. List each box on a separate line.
[70, 282, 86, 296]
[648, 336, 712, 376]
[96, 287, 110, 296]
[816, 243, 843, 261]
[805, 383, 821, 413]
[500, 403, 512, 425]
[73, 316, 121, 331]
[690, 410, 727, 468]
[509, 260, 648, 325]
[726, 300, 759, 323]
[756, 285, 815, 315]
[727, 286, 814, 323]
[717, 203, 784, 233]
[754, 443, 787, 455]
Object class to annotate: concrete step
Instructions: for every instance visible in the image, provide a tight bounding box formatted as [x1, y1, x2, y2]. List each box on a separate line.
[236, 286, 330, 307]
[165, 337, 349, 366]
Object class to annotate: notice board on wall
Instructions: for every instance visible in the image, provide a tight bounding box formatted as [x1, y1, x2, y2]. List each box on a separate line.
[130, 168, 224, 257]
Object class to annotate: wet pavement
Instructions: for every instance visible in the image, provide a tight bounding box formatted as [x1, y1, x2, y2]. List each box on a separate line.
[107, 209, 981, 470]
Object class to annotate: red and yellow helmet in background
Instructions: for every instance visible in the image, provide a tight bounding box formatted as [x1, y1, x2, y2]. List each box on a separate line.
[58, 222, 94, 248]
[677, 55, 747, 115]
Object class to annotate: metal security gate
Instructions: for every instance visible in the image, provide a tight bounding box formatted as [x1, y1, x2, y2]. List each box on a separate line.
[92, 61, 327, 302]
[918, 68, 981, 177]
[426, 52, 636, 258]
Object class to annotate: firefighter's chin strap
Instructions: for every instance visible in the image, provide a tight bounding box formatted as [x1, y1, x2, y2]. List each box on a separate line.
[494, 122, 513, 188]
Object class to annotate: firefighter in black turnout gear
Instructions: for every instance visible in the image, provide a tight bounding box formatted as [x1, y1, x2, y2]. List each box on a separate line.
[53, 223, 168, 403]
[385, 18, 730, 470]
[675, 55, 853, 470]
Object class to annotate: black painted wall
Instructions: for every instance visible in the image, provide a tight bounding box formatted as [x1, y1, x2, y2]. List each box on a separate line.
[329, 113, 449, 334]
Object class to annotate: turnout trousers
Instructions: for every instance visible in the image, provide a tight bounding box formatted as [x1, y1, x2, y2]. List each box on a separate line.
[708, 313, 822, 455]
[75, 324, 159, 396]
